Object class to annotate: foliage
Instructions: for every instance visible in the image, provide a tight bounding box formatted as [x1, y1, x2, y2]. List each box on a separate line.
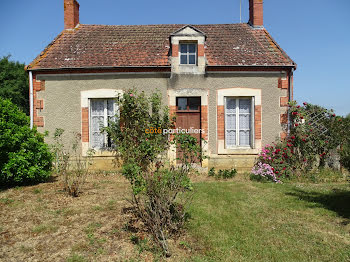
[104, 89, 204, 256]
[250, 162, 282, 183]
[208, 167, 237, 179]
[252, 101, 350, 182]
[0, 98, 52, 186]
[0, 56, 29, 114]
[50, 128, 94, 197]
[338, 116, 350, 171]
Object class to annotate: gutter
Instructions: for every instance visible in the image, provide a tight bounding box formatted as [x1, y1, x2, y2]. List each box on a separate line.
[27, 65, 172, 72]
[29, 71, 34, 129]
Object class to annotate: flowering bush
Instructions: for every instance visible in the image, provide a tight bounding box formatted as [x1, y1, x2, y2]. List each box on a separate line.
[251, 162, 282, 183]
[252, 101, 349, 182]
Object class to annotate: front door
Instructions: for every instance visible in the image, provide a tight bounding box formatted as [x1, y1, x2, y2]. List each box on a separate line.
[175, 97, 201, 163]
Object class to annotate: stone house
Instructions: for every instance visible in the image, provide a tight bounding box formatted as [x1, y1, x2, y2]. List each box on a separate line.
[26, 0, 296, 171]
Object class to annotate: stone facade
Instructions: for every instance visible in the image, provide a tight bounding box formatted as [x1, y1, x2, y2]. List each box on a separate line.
[34, 69, 290, 171]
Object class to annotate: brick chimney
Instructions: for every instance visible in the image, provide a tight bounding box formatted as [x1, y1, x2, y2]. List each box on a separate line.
[249, 0, 263, 28]
[64, 0, 80, 29]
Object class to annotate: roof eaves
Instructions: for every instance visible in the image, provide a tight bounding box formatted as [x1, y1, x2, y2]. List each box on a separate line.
[28, 65, 172, 71]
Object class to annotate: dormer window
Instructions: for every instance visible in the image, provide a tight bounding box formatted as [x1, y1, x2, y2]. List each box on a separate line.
[180, 43, 197, 65]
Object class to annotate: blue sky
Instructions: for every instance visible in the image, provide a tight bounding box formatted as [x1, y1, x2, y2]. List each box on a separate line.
[0, 0, 349, 115]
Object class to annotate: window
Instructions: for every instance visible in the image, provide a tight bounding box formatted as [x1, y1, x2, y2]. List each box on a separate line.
[225, 97, 252, 147]
[180, 43, 197, 65]
[90, 98, 117, 149]
[176, 97, 201, 111]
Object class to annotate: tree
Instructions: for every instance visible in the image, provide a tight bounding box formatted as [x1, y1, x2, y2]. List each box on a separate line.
[0, 56, 29, 114]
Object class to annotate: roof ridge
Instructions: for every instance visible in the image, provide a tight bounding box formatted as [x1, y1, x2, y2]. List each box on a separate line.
[79, 23, 245, 27]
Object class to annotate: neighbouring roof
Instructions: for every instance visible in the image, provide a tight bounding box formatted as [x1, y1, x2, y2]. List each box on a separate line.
[26, 23, 296, 70]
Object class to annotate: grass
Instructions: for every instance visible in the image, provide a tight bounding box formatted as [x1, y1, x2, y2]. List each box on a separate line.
[0, 172, 349, 261]
[187, 180, 350, 261]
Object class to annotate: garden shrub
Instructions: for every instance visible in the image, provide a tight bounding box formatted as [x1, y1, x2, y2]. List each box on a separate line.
[104, 89, 204, 256]
[0, 98, 52, 186]
[250, 162, 282, 183]
[252, 101, 349, 182]
[339, 116, 350, 172]
[50, 129, 94, 197]
[208, 167, 237, 179]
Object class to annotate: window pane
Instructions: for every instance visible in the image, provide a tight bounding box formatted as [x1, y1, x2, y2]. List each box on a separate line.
[239, 99, 251, 113]
[91, 100, 104, 116]
[226, 114, 236, 130]
[226, 98, 236, 113]
[107, 99, 114, 116]
[177, 98, 187, 110]
[239, 114, 250, 129]
[239, 130, 250, 146]
[188, 44, 196, 53]
[188, 97, 200, 110]
[92, 132, 104, 148]
[226, 130, 236, 146]
[92, 116, 104, 132]
[189, 55, 196, 64]
[180, 54, 187, 64]
[180, 44, 187, 53]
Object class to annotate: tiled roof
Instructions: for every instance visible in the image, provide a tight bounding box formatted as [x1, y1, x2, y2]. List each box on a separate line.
[27, 23, 295, 70]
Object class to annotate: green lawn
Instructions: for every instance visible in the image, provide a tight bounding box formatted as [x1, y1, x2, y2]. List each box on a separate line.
[1, 173, 349, 261]
[188, 181, 350, 262]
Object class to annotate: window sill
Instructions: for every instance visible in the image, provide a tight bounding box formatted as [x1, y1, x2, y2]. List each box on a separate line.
[217, 140, 258, 155]
[218, 148, 259, 155]
[88, 149, 115, 157]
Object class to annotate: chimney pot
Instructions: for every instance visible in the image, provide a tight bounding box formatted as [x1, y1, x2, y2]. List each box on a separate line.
[64, 0, 80, 30]
[249, 0, 263, 28]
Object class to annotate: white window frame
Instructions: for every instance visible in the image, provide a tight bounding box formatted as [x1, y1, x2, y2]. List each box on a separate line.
[179, 43, 197, 65]
[89, 98, 118, 150]
[224, 97, 255, 149]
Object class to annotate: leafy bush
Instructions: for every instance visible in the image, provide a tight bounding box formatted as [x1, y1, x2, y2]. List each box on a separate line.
[0, 98, 52, 186]
[105, 89, 204, 256]
[208, 167, 237, 179]
[339, 115, 350, 172]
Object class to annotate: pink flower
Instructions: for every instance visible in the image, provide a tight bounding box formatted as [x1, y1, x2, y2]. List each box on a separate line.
[130, 94, 134, 97]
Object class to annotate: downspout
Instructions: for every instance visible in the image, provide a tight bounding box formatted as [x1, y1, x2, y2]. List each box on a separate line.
[29, 71, 34, 129]
[287, 68, 294, 135]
